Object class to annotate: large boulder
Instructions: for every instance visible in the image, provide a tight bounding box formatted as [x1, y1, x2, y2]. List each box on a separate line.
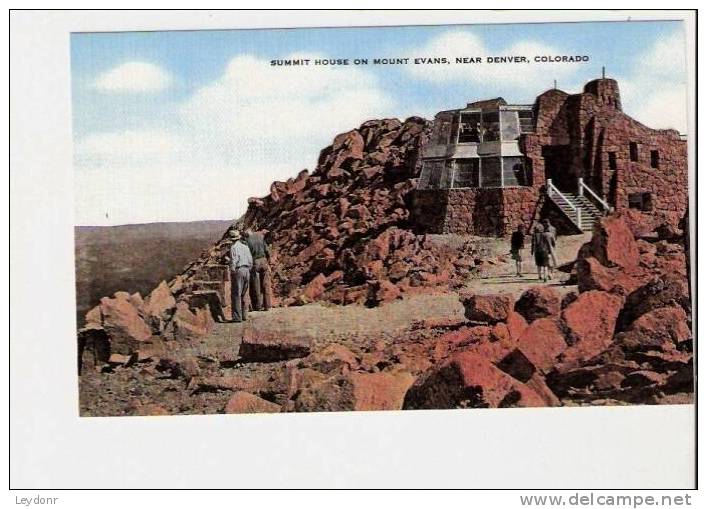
[403, 351, 547, 409]
[460, 293, 514, 324]
[99, 292, 153, 354]
[514, 287, 562, 322]
[294, 371, 414, 412]
[559, 291, 623, 367]
[140, 281, 176, 333]
[586, 215, 640, 270]
[165, 301, 214, 341]
[498, 318, 568, 381]
[239, 329, 312, 362]
[617, 273, 691, 331]
[615, 306, 692, 353]
[576, 257, 645, 296]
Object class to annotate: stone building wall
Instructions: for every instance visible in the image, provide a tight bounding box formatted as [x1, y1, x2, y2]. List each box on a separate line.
[412, 187, 539, 236]
[413, 78, 688, 236]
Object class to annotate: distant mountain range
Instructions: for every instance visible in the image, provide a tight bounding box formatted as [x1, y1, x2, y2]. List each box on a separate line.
[75, 220, 232, 327]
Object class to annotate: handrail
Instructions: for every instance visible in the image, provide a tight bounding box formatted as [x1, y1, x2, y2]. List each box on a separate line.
[546, 179, 582, 227]
[546, 179, 576, 210]
[577, 177, 610, 211]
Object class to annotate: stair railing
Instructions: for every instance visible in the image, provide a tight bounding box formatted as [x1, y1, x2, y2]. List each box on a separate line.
[578, 177, 610, 212]
[546, 179, 582, 227]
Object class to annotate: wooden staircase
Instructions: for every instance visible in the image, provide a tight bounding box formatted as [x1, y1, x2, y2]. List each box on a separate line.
[546, 178, 609, 232]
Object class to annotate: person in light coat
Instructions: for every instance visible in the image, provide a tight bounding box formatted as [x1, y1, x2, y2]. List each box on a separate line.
[228, 230, 253, 322]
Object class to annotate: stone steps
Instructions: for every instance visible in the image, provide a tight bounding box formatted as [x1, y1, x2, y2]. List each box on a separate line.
[549, 190, 603, 231]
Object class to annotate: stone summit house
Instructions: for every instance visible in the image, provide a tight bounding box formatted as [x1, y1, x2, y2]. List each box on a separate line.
[412, 78, 688, 236]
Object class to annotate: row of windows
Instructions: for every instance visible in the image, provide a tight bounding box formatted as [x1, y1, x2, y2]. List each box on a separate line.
[617, 143, 660, 168]
[418, 157, 529, 189]
[433, 109, 534, 146]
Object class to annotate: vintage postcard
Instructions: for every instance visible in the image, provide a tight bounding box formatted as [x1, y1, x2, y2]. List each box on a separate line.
[73, 18, 693, 417]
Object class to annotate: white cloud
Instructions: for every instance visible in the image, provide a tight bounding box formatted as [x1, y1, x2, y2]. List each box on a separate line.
[402, 31, 584, 95]
[179, 53, 393, 164]
[618, 31, 687, 132]
[75, 53, 394, 225]
[94, 61, 173, 93]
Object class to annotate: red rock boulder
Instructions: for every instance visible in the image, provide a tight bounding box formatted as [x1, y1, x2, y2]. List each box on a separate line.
[294, 371, 414, 412]
[403, 351, 547, 409]
[99, 292, 153, 354]
[498, 318, 568, 381]
[460, 293, 514, 324]
[514, 287, 562, 322]
[140, 280, 176, 333]
[615, 306, 692, 353]
[558, 290, 623, 367]
[586, 215, 640, 270]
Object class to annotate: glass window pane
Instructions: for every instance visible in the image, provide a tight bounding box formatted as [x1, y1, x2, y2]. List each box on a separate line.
[440, 160, 454, 188]
[459, 112, 481, 143]
[449, 114, 460, 144]
[482, 111, 500, 142]
[503, 156, 527, 186]
[453, 159, 479, 188]
[418, 161, 432, 188]
[480, 157, 502, 187]
[435, 116, 452, 145]
[500, 110, 520, 141]
[427, 160, 444, 189]
[518, 109, 534, 133]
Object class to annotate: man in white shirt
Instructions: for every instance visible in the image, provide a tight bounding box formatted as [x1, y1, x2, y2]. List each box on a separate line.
[229, 230, 253, 322]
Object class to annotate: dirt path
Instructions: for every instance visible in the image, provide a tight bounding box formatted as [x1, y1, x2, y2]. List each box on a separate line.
[199, 232, 590, 352]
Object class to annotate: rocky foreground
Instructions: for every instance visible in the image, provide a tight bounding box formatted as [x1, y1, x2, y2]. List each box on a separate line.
[77, 117, 693, 415]
[79, 213, 693, 415]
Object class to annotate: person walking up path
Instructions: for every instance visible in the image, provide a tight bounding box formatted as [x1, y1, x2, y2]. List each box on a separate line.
[510, 224, 525, 277]
[531, 223, 551, 282]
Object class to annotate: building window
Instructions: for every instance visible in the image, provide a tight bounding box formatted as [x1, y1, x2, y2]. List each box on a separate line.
[452, 159, 480, 188]
[502, 156, 527, 186]
[480, 157, 502, 187]
[427, 160, 444, 189]
[628, 192, 652, 212]
[482, 111, 500, 142]
[449, 114, 460, 144]
[518, 109, 534, 133]
[436, 119, 451, 145]
[500, 110, 520, 141]
[458, 112, 481, 143]
[629, 142, 639, 162]
[651, 150, 660, 168]
[608, 151, 617, 171]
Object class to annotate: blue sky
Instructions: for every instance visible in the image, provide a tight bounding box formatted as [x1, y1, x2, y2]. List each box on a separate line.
[71, 21, 687, 225]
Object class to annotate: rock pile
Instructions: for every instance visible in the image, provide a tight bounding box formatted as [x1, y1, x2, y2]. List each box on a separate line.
[216, 116, 491, 307]
[404, 213, 693, 409]
[80, 116, 506, 364]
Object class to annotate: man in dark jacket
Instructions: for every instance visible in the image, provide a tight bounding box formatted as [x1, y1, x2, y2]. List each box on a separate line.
[242, 229, 273, 311]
